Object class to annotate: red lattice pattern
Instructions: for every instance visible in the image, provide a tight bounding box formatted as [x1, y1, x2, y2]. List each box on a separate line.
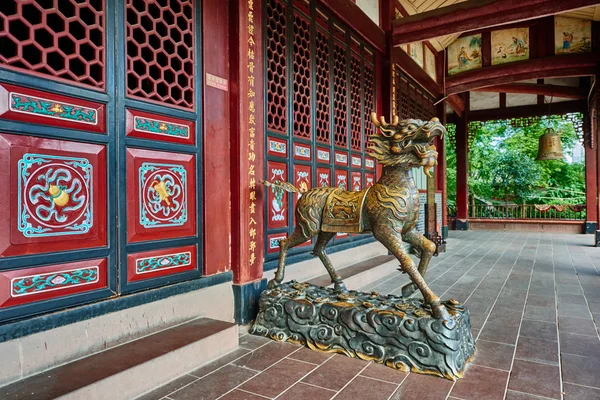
[315, 29, 330, 144]
[394, 66, 435, 121]
[363, 63, 375, 146]
[267, 0, 287, 134]
[293, 13, 310, 139]
[126, 0, 194, 109]
[0, 0, 105, 89]
[333, 42, 347, 148]
[350, 55, 362, 151]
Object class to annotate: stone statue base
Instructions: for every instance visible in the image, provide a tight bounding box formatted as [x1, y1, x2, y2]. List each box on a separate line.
[250, 281, 476, 380]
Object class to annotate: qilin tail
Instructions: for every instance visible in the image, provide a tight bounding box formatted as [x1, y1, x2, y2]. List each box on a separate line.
[260, 179, 299, 193]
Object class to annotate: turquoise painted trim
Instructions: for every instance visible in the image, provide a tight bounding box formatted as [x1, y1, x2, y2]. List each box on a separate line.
[133, 116, 190, 138]
[136, 251, 191, 273]
[12, 268, 99, 296]
[10, 93, 97, 125]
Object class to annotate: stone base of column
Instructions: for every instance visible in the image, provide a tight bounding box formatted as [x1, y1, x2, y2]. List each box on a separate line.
[233, 278, 268, 325]
[585, 222, 597, 234]
[595, 231, 600, 247]
[455, 219, 469, 231]
[442, 225, 449, 239]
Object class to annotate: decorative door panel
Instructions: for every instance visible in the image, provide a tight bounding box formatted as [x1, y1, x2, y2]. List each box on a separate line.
[0, 84, 106, 133]
[0, 258, 108, 309]
[293, 164, 312, 247]
[351, 171, 362, 192]
[365, 157, 375, 170]
[126, 109, 195, 146]
[334, 151, 348, 166]
[351, 154, 362, 169]
[127, 245, 197, 283]
[0, 133, 107, 257]
[266, 161, 288, 229]
[267, 232, 287, 254]
[365, 173, 375, 188]
[316, 167, 331, 187]
[335, 169, 348, 191]
[267, 136, 287, 158]
[293, 143, 311, 161]
[126, 148, 196, 243]
[316, 147, 330, 164]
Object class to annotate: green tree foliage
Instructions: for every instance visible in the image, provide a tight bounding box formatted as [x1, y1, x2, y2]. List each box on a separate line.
[445, 117, 585, 205]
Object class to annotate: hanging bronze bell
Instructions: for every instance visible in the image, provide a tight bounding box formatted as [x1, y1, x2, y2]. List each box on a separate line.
[536, 128, 563, 161]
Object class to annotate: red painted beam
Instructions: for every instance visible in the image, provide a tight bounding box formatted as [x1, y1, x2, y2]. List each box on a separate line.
[473, 83, 587, 99]
[467, 100, 586, 122]
[446, 94, 464, 117]
[316, 0, 386, 53]
[445, 53, 600, 94]
[391, 0, 600, 45]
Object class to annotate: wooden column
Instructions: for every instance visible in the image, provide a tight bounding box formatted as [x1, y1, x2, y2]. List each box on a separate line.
[203, 0, 231, 275]
[230, 0, 267, 323]
[437, 101, 448, 238]
[585, 112, 598, 234]
[455, 93, 469, 230]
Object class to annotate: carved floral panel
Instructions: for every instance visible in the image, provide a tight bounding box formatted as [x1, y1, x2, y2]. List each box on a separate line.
[126, 148, 196, 243]
[0, 133, 107, 257]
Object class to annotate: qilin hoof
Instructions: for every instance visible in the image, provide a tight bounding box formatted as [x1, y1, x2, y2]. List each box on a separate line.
[333, 282, 348, 293]
[401, 282, 418, 298]
[431, 303, 452, 322]
[267, 279, 281, 289]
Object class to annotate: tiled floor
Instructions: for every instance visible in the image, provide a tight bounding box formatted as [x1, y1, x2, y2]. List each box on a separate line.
[140, 231, 600, 400]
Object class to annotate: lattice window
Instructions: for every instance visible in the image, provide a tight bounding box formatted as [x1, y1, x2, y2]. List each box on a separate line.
[333, 42, 347, 148]
[126, 0, 194, 109]
[363, 63, 375, 145]
[350, 55, 362, 151]
[394, 66, 435, 121]
[315, 29, 330, 144]
[266, 0, 287, 134]
[293, 13, 310, 139]
[0, 0, 105, 89]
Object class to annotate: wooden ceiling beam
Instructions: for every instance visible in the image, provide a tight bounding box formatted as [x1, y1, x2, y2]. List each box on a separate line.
[391, 0, 600, 46]
[472, 83, 588, 99]
[446, 94, 465, 117]
[444, 53, 600, 94]
[467, 100, 586, 122]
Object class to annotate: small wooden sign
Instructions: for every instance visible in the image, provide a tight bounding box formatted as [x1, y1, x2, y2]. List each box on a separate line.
[205, 73, 228, 91]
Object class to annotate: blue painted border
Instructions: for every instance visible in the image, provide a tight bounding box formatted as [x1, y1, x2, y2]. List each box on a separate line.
[233, 278, 267, 325]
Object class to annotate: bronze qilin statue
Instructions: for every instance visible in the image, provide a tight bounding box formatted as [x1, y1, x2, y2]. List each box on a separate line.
[263, 113, 450, 321]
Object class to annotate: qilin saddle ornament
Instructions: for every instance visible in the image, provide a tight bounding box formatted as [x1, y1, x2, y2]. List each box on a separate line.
[262, 113, 449, 320]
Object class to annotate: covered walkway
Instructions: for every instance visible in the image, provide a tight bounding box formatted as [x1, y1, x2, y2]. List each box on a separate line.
[140, 231, 600, 400]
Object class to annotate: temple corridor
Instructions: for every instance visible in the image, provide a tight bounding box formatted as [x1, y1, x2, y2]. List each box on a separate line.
[139, 231, 600, 400]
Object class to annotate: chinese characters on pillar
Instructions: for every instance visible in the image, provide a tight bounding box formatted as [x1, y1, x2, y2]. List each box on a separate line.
[247, 0, 257, 268]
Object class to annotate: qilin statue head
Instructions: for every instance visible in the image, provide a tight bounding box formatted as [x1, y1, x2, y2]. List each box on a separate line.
[369, 113, 445, 177]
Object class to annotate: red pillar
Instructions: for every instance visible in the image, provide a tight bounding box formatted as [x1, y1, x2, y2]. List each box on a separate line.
[585, 119, 598, 233]
[230, 0, 266, 322]
[437, 101, 448, 238]
[203, 0, 232, 275]
[455, 93, 469, 230]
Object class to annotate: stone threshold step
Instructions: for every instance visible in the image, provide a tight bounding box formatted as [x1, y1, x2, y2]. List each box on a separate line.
[1, 317, 237, 400]
[307, 254, 397, 290]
